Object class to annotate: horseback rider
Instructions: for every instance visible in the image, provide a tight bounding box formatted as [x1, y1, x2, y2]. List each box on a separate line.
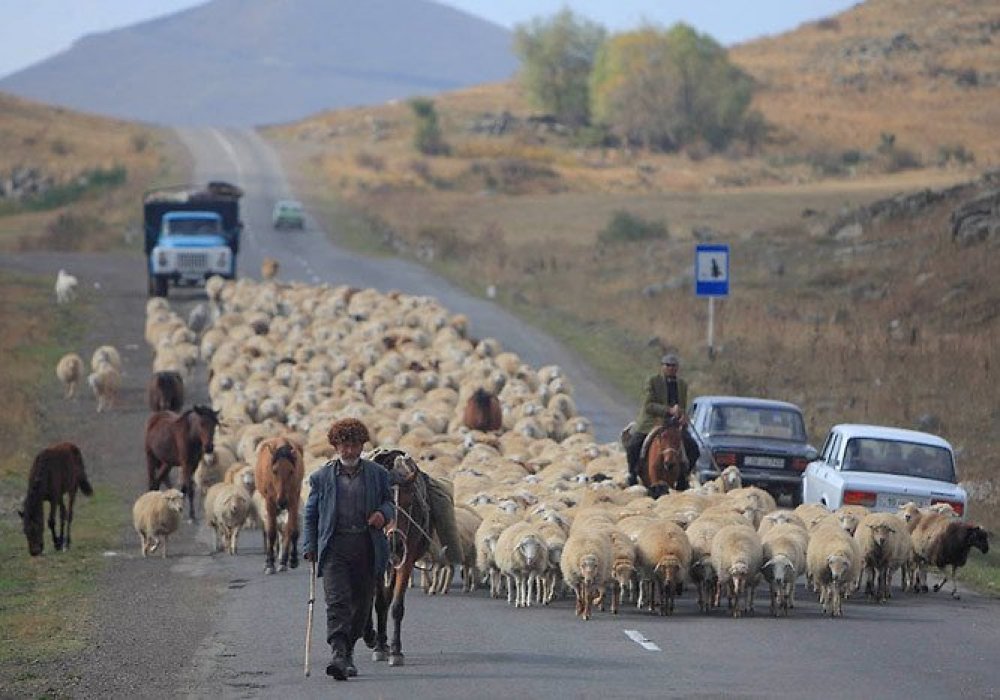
[625, 353, 701, 488]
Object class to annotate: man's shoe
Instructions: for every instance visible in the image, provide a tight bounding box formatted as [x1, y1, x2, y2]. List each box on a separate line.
[626, 473, 638, 487]
[346, 653, 358, 678]
[326, 653, 349, 681]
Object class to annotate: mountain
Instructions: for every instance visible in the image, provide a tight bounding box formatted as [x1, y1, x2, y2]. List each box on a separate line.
[0, 0, 517, 127]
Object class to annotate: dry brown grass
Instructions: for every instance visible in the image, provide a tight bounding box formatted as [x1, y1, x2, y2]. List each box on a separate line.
[732, 0, 1000, 164]
[0, 92, 169, 252]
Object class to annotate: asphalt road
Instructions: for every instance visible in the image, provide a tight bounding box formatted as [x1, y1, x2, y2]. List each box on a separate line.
[160, 127, 1000, 699]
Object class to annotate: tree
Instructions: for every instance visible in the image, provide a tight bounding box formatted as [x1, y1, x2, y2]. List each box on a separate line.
[590, 24, 754, 151]
[409, 98, 449, 156]
[513, 9, 607, 127]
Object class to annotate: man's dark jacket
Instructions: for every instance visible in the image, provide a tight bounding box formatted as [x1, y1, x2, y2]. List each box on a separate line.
[635, 375, 689, 434]
[303, 458, 395, 577]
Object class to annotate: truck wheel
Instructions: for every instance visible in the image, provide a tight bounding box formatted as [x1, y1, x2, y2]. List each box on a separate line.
[153, 275, 169, 297]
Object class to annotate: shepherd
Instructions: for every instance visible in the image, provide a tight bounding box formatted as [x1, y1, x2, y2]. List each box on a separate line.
[303, 418, 394, 682]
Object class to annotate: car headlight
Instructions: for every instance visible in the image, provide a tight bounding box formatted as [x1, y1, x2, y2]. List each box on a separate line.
[157, 251, 168, 267]
[216, 250, 229, 267]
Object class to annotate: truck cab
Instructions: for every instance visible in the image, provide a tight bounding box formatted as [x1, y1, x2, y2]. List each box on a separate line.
[144, 182, 243, 297]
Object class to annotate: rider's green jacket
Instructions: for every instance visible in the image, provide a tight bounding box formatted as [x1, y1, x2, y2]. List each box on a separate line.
[635, 375, 689, 434]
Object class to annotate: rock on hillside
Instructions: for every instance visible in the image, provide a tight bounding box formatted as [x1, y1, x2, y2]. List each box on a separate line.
[0, 0, 517, 127]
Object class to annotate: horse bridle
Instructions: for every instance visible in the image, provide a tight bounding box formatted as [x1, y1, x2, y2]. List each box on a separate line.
[386, 473, 436, 571]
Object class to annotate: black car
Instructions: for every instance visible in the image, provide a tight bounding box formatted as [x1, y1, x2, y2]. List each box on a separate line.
[688, 396, 817, 505]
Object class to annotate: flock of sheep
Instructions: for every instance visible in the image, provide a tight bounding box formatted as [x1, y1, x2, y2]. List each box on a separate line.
[84, 271, 986, 619]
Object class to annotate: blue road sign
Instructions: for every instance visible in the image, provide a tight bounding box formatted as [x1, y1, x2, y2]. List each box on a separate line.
[695, 244, 730, 297]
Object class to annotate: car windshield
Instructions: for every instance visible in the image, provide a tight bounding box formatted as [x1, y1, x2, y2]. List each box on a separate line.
[707, 405, 806, 441]
[277, 202, 301, 214]
[842, 438, 955, 482]
[166, 217, 220, 235]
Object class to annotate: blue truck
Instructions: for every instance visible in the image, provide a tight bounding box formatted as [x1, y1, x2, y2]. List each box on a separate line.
[143, 181, 244, 297]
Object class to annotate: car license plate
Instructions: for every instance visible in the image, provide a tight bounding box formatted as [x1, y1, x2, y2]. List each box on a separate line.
[743, 455, 785, 468]
[876, 494, 930, 510]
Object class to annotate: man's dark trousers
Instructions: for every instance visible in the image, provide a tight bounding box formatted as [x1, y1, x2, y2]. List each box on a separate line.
[322, 531, 374, 656]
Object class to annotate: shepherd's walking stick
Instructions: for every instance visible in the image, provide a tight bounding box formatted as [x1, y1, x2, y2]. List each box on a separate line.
[304, 560, 317, 677]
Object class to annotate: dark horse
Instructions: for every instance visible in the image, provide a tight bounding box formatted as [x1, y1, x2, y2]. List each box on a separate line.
[144, 405, 220, 520]
[19, 442, 93, 556]
[641, 417, 687, 499]
[367, 448, 434, 667]
[462, 387, 502, 431]
[147, 370, 185, 412]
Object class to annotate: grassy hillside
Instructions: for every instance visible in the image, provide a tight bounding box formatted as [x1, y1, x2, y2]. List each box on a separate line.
[733, 0, 1000, 166]
[0, 92, 177, 252]
[263, 0, 1000, 532]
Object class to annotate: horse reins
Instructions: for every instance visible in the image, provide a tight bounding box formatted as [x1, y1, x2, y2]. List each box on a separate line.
[386, 478, 437, 571]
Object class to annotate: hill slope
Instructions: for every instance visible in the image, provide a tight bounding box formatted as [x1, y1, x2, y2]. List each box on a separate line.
[733, 0, 1000, 164]
[0, 0, 517, 127]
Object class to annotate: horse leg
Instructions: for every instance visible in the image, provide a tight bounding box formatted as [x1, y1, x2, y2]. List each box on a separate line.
[63, 490, 77, 550]
[263, 503, 277, 574]
[372, 572, 391, 662]
[287, 511, 300, 570]
[181, 466, 196, 523]
[388, 560, 412, 666]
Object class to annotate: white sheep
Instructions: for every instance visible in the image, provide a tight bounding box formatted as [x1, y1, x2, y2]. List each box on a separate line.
[495, 521, 549, 607]
[711, 523, 764, 617]
[761, 523, 808, 616]
[132, 489, 185, 558]
[635, 520, 692, 616]
[55, 269, 78, 303]
[854, 512, 911, 602]
[204, 482, 253, 555]
[806, 523, 862, 617]
[91, 345, 123, 374]
[87, 365, 121, 413]
[55, 352, 85, 398]
[560, 528, 613, 621]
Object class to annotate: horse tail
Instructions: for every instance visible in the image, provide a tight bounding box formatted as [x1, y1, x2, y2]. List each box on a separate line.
[79, 473, 94, 497]
[69, 443, 93, 496]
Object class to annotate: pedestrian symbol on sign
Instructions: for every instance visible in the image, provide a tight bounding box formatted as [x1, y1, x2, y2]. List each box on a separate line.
[711, 259, 721, 279]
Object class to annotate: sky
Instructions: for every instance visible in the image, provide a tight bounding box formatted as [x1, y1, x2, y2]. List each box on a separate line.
[0, 0, 859, 80]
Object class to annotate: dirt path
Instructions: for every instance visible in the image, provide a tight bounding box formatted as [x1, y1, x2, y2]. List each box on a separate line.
[0, 252, 227, 699]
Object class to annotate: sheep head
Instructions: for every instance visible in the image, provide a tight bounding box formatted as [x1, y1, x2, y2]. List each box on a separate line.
[966, 525, 990, 555]
[867, 522, 895, 550]
[578, 553, 600, 582]
[763, 555, 793, 584]
[517, 536, 542, 567]
[826, 553, 852, 582]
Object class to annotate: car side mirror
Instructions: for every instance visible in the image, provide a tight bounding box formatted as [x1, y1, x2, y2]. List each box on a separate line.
[805, 447, 819, 462]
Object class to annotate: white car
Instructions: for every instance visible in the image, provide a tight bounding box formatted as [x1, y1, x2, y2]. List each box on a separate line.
[802, 424, 967, 517]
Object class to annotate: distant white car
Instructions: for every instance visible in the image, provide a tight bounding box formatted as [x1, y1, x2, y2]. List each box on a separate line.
[272, 199, 305, 230]
[802, 424, 967, 517]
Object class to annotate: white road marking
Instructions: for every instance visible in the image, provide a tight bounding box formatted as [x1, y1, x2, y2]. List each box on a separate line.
[624, 629, 661, 651]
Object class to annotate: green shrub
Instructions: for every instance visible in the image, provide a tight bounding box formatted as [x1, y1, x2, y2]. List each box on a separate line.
[410, 98, 450, 156]
[597, 210, 668, 244]
[0, 165, 127, 216]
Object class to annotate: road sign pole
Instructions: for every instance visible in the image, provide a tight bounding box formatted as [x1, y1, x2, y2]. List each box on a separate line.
[707, 296, 715, 360]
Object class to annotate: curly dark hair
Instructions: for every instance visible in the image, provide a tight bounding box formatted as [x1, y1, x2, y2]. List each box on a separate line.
[327, 418, 370, 446]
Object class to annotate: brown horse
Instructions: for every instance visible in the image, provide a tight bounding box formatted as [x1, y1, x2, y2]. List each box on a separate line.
[641, 417, 686, 499]
[19, 442, 93, 556]
[253, 436, 304, 574]
[462, 387, 502, 431]
[147, 370, 184, 412]
[144, 405, 220, 520]
[368, 448, 434, 667]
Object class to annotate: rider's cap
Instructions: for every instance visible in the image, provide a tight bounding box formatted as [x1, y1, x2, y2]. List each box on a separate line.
[661, 353, 679, 366]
